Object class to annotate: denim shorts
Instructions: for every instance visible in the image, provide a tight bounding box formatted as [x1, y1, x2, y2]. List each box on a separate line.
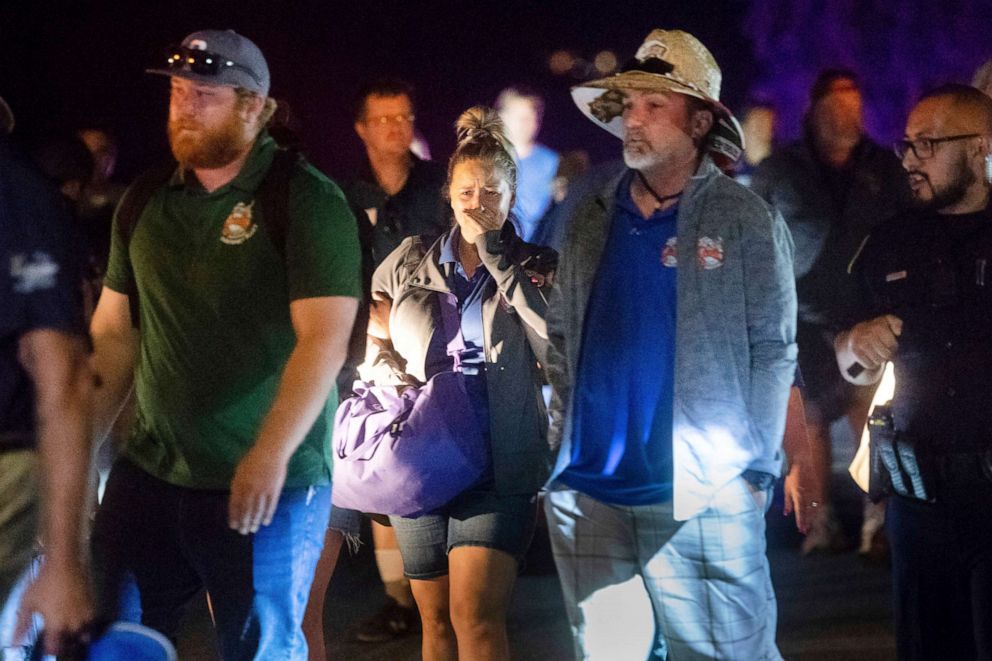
[328, 505, 364, 536]
[389, 484, 539, 579]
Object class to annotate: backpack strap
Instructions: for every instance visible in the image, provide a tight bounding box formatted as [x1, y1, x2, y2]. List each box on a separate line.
[254, 147, 304, 259]
[117, 148, 304, 328]
[115, 163, 175, 328]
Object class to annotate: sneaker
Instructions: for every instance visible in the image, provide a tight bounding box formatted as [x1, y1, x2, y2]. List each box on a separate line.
[353, 597, 421, 643]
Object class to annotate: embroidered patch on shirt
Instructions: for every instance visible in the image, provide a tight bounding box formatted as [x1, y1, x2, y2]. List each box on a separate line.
[661, 237, 678, 267]
[696, 236, 724, 270]
[220, 201, 258, 245]
[885, 270, 908, 282]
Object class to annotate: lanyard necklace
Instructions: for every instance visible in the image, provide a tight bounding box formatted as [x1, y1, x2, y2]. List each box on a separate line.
[636, 170, 683, 209]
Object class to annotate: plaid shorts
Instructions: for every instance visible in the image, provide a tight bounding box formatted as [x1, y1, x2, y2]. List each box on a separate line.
[545, 477, 782, 660]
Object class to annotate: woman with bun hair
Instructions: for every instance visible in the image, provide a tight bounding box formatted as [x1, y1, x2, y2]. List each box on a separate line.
[360, 106, 556, 660]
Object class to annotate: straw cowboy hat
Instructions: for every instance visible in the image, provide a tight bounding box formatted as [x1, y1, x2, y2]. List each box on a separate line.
[571, 29, 744, 167]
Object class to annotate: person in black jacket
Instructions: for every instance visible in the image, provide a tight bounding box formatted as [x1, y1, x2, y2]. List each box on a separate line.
[751, 69, 911, 556]
[0, 107, 94, 657]
[836, 84, 992, 661]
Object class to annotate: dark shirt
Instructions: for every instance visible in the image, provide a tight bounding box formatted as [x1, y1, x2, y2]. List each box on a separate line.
[853, 207, 992, 452]
[751, 135, 911, 329]
[0, 141, 85, 450]
[342, 153, 448, 267]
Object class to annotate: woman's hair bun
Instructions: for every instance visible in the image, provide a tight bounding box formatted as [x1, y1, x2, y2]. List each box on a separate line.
[454, 106, 509, 148]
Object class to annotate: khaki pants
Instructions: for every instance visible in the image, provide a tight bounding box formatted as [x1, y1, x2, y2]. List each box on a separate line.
[0, 451, 38, 607]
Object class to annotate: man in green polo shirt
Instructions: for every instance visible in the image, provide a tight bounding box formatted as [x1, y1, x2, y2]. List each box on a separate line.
[88, 30, 360, 659]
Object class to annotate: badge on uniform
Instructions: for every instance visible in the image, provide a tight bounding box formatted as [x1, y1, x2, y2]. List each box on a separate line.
[220, 200, 258, 245]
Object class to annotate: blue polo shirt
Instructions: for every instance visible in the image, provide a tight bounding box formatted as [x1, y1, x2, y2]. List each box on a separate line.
[559, 172, 678, 505]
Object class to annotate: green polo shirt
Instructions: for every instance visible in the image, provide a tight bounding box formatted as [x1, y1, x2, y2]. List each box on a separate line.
[104, 133, 361, 489]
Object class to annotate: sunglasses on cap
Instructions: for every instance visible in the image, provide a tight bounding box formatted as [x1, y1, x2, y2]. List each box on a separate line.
[163, 46, 263, 88]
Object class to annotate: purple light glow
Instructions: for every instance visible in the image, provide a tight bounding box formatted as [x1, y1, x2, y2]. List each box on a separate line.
[743, 0, 992, 144]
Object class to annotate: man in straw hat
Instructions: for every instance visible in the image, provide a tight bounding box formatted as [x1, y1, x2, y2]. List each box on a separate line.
[544, 29, 795, 659]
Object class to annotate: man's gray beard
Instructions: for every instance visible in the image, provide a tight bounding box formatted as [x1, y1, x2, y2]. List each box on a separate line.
[623, 146, 660, 171]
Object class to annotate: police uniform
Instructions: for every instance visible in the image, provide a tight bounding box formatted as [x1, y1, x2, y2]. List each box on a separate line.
[852, 206, 992, 660]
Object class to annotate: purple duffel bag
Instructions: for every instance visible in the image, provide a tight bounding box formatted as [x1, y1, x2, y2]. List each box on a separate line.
[331, 292, 489, 518]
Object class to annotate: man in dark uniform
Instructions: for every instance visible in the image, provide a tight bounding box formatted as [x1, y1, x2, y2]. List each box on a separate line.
[0, 100, 93, 655]
[835, 84, 992, 660]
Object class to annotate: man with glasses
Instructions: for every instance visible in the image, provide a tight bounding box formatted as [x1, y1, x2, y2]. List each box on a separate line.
[345, 79, 447, 267]
[751, 70, 910, 557]
[317, 79, 447, 647]
[88, 30, 360, 658]
[835, 84, 992, 660]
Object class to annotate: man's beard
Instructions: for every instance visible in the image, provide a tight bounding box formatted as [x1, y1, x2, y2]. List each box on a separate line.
[623, 132, 667, 171]
[623, 142, 661, 170]
[910, 153, 976, 212]
[168, 111, 249, 170]
[622, 118, 695, 171]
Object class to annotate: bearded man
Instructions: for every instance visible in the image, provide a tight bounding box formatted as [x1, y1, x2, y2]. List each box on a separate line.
[835, 84, 992, 661]
[545, 29, 795, 660]
[88, 30, 360, 659]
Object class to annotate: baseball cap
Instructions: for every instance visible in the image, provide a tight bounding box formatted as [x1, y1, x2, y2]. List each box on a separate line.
[147, 29, 269, 96]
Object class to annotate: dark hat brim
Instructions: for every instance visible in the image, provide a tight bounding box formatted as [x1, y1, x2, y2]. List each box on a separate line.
[146, 67, 267, 96]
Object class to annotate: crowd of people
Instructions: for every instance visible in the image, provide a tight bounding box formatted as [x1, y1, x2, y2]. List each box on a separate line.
[1, 23, 990, 661]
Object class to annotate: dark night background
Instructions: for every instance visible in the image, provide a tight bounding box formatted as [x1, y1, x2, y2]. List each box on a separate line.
[2, 0, 992, 182]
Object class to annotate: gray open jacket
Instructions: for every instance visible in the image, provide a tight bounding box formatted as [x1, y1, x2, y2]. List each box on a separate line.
[367, 228, 554, 496]
[546, 157, 798, 520]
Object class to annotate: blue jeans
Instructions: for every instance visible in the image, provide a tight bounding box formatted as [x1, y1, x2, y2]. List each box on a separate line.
[93, 459, 330, 660]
